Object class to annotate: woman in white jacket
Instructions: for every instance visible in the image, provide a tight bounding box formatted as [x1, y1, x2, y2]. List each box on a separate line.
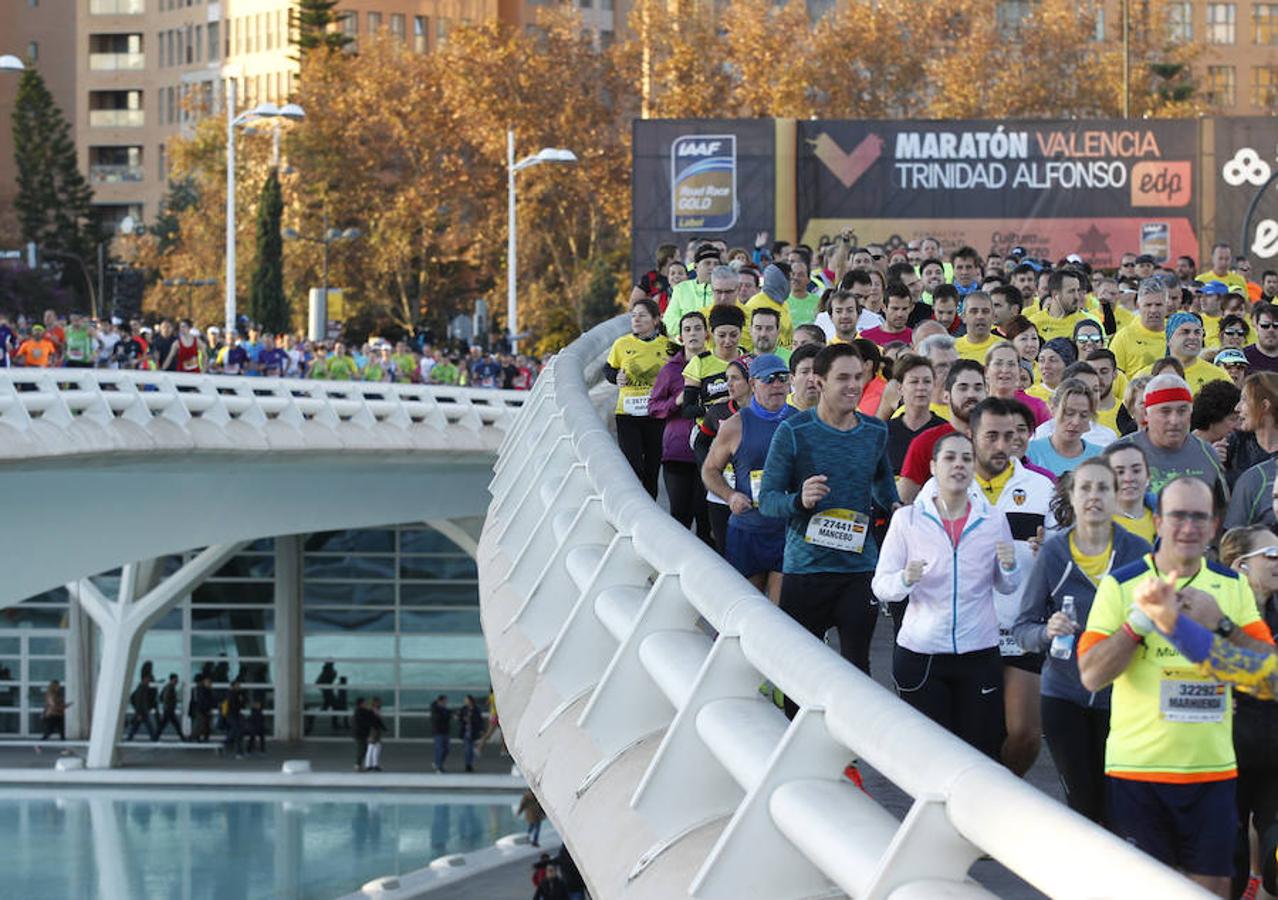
[873, 431, 1020, 760]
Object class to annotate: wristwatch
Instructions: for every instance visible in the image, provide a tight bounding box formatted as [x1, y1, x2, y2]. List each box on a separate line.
[1213, 617, 1236, 638]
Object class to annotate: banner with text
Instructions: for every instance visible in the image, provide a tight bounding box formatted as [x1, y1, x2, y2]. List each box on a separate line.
[631, 119, 776, 280]
[795, 120, 1200, 268]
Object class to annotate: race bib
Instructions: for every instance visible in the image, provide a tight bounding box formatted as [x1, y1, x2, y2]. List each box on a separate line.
[1159, 668, 1227, 723]
[749, 470, 763, 505]
[998, 627, 1025, 657]
[804, 509, 869, 553]
[622, 394, 650, 416]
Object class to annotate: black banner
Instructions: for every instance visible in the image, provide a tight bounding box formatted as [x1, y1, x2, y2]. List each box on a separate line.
[1212, 118, 1278, 269]
[795, 119, 1199, 267]
[631, 119, 775, 280]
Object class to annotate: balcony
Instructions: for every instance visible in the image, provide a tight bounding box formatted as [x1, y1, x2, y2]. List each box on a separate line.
[89, 0, 144, 13]
[89, 109, 144, 127]
[90, 164, 144, 183]
[89, 52, 145, 71]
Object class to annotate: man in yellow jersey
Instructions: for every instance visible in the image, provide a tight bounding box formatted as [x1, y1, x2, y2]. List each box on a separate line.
[1134, 312, 1231, 395]
[1192, 281, 1226, 350]
[1197, 243, 1249, 296]
[1084, 349, 1124, 435]
[954, 291, 1000, 361]
[749, 307, 789, 363]
[1080, 477, 1274, 897]
[1110, 277, 1171, 376]
[742, 264, 794, 349]
[1029, 269, 1098, 343]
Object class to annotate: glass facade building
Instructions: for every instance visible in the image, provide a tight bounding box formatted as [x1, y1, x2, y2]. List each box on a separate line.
[0, 522, 486, 741]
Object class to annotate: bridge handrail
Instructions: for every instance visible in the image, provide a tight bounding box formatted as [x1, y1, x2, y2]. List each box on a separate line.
[0, 369, 525, 455]
[483, 314, 1207, 899]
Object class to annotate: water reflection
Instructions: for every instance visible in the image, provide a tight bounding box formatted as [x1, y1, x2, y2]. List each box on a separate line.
[0, 788, 521, 900]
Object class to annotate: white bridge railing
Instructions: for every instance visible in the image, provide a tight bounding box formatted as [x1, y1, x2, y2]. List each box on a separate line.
[0, 368, 525, 459]
[478, 315, 1208, 899]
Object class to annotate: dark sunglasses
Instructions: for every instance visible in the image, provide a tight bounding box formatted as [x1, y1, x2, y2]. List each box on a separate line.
[760, 372, 790, 384]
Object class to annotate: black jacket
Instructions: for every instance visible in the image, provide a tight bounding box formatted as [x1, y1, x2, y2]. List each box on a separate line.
[430, 702, 451, 736]
[353, 706, 375, 741]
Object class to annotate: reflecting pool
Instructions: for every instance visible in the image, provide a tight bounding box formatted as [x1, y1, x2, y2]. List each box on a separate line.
[0, 787, 522, 899]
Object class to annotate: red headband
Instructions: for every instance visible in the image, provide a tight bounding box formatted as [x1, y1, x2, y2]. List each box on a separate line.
[1145, 387, 1192, 407]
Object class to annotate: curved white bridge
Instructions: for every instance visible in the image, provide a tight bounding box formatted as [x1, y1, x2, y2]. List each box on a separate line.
[0, 368, 522, 605]
[479, 317, 1208, 899]
[0, 369, 524, 769]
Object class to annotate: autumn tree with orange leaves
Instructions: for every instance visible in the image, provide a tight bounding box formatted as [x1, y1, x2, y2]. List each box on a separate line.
[136, 0, 1205, 350]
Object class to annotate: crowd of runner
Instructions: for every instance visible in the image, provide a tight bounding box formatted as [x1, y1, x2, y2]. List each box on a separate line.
[614, 235, 1278, 899]
[0, 311, 542, 388]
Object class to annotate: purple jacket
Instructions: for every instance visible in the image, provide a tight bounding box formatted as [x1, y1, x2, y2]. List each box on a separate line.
[649, 350, 695, 463]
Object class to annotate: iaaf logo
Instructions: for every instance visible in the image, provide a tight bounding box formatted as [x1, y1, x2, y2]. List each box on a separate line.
[677, 140, 725, 157]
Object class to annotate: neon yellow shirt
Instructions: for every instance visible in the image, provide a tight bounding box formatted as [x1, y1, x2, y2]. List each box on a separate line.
[1028, 308, 1100, 343]
[606, 333, 672, 415]
[1113, 509, 1155, 545]
[742, 292, 794, 349]
[1196, 271, 1248, 295]
[1069, 533, 1113, 581]
[1109, 320, 1168, 376]
[954, 332, 1000, 363]
[1134, 357, 1231, 395]
[1083, 555, 1265, 782]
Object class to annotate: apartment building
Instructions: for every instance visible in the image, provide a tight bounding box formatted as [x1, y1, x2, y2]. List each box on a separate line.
[0, 0, 620, 243]
[1185, 0, 1278, 112]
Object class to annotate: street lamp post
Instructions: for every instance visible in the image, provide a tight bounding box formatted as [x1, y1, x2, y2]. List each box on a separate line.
[506, 130, 577, 355]
[0, 55, 24, 72]
[224, 80, 304, 337]
[282, 211, 360, 341]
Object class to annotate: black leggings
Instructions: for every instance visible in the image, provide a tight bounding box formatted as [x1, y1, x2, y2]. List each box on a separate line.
[780, 572, 878, 716]
[1041, 695, 1109, 824]
[1234, 701, 1278, 893]
[662, 461, 713, 546]
[893, 645, 1005, 761]
[708, 503, 730, 556]
[616, 415, 665, 498]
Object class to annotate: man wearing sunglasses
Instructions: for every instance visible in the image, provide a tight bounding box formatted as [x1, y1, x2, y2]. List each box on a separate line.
[1080, 476, 1274, 898]
[1246, 302, 1278, 374]
[703, 354, 794, 603]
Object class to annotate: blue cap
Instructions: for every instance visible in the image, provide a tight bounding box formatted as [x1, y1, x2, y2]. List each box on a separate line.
[1201, 280, 1229, 295]
[748, 353, 788, 380]
[1166, 311, 1202, 344]
[1214, 348, 1248, 366]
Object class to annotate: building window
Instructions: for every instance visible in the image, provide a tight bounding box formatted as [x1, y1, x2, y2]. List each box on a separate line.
[1207, 3, 1236, 42]
[1253, 65, 1278, 107]
[368, 11, 382, 30]
[390, 13, 405, 41]
[1093, 5, 1105, 40]
[1167, 0, 1192, 39]
[195, 24, 203, 61]
[1206, 64, 1237, 105]
[341, 11, 358, 50]
[158, 142, 166, 182]
[413, 15, 428, 51]
[255, 13, 262, 53]
[208, 21, 219, 60]
[27, 41, 38, 61]
[1257, 3, 1278, 42]
[996, 0, 1032, 36]
[436, 17, 449, 45]
[266, 11, 274, 49]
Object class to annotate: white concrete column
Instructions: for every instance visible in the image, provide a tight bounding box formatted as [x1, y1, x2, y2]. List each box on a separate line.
[64, 589, 94, 739]
[72, 543, 248, 769]
[273, 535, 303, 741]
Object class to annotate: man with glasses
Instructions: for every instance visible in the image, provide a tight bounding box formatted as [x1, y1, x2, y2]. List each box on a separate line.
[1080, 476, 1273, 898]
[704, 354, 794, 602]
[1246, 302, 1278, 374]
[662, 244, 718, 335]
[1110, 374, 1226, 495]
[1118, 252, 1138, 278]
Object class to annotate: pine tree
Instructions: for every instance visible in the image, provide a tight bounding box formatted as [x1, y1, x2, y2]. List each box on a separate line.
[11, 67, 96, 264]
[294, 0, 353, 57]
[249, 170, 289, 333]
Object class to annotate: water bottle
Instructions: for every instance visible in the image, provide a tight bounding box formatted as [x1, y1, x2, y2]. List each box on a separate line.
[1050, 596, 1077, 660]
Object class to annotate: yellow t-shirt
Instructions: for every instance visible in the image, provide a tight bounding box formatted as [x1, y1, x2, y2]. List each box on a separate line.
[974, 463, 1015, 506]
[954, 332, 1000, 363]
[892, 401, 951, 421]
[1025, 382, 1054, 405]
[1196, 271, 1248, 296]
[1083, 556, 1266, 781]
[1028, 308, 1102, 343]
[1109, 320, 1168, 376]
[607, 333, 673, 415]
[1113, 509, 1155, 545]
[1095, 399, 1122, 435]
[1069, 533, 1113, 581]
[1134, 357, 1231, 395]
